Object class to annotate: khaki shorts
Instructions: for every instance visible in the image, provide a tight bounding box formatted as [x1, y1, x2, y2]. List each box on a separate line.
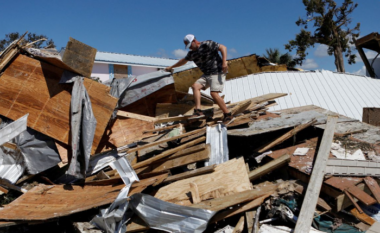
[195, 73, 226, 92]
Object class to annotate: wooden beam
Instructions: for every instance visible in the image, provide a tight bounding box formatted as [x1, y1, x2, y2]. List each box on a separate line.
[344, 190, 364, 214]
[294, 115, 338, 233]
[246, 211, 255, 233]
[248, 154, 290, 181]
[364, 177, 380, 203]
[162, 164, 216, 184]
[132, 136, 206, 169]
[190, 182, 201, 204]
[350, 208, 376, 226]
[211, 193, 272, 223]
[232, 216, 245, 233]
[149, 144, 210, 172]
[120, 128, 206, 154]
[117, 111, 157, 122]
[257, 119, 317, 153]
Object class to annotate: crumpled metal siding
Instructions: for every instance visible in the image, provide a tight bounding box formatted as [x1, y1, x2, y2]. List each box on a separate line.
[129, 193, 216, 233]
[205, 124, 229, 166]
[0, 114, 28, 146]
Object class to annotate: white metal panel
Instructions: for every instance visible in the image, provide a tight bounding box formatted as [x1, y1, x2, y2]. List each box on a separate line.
[96, 51, 178, 67]
[222, 70, 380, 121]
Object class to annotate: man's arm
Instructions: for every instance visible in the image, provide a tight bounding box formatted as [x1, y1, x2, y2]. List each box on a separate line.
[164, 58, 188, 72]
[218, 44, 228, 73]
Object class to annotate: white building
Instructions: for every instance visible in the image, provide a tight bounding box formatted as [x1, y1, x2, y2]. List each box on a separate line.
[91, 51, 180, 83]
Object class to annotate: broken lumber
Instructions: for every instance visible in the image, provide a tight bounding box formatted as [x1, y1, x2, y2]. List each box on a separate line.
[364, 177, 380, 203]
[162, 164, 217, 184]
[132, 136, 206, 169]
[116, 110, 157, 122]
[249, 154, 290, 181]
[294, 115, 338, 233]
[232, 216, 245, 233]
[257, 119, 317, 153]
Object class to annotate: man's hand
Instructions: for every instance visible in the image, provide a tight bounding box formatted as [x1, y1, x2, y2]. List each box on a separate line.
[164, 66, 173, 72]
[222, 61, 228, 73]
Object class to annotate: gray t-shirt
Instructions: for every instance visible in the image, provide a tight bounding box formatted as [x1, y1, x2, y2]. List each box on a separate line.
[185, 40, 223, 75]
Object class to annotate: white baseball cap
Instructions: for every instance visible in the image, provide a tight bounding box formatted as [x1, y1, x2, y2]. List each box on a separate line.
[184, 34, 194, 49]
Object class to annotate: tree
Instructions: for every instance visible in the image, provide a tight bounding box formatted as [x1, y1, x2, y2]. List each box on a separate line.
[285, 0, 360, 72]
[263, 48, 296, 68]
[0, 32, 55, 52]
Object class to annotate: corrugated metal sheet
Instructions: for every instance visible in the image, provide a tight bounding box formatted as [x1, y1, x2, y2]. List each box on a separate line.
[201, 70, 380, 121]
[96, 51, 180, 67]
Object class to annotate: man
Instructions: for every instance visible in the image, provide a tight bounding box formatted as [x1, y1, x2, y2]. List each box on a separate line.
[165, 34, 234, 125]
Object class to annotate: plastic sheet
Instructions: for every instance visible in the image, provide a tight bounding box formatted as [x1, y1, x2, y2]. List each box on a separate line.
[129, 193, 216, 233]
[60, 71, 97, 180]
[205, 124, 229, 166]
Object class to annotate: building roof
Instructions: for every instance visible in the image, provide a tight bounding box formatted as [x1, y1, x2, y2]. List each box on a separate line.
[200, 70, 380, 121]
[95, 51, 180, 67]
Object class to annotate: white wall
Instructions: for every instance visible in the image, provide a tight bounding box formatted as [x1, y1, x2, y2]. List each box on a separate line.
[131, 66, 158, 76]
[91, 63, 110, 83]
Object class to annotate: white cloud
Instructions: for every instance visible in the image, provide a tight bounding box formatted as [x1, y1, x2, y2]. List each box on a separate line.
[353, 65, 367, 76]
[355, 50, 378, 62]
[172, 49, 187, 59]
[227, 48, 238, 59]
[298, 59, 318, 69]
[156, 49, 169, 58]
[314, 44, 329, 57]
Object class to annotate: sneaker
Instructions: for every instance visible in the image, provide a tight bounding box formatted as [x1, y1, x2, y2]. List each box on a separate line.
[222, 112, 235, 126]
[188, 109, 205, 119]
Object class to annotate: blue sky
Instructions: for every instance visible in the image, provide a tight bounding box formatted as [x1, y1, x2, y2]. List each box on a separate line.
[1, 0, 379, 75]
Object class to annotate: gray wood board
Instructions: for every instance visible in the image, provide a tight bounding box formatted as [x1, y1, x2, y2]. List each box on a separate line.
[228, 109, 355, 137]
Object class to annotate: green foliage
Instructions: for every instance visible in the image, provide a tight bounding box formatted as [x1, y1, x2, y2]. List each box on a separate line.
[285, 0, 360, 72]
[263, 48, 296, 68]
[0, 32, 55, 52]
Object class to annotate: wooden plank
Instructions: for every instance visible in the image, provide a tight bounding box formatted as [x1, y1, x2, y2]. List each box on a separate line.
[96, 117, 155, 153]
[61, 37, 97, 78]
[249, 154, 290, 181]
[232, 216, 245, 233]
[149, 144, 210, 172]
[246, 211, 255, 233]
[294, 182, 331, 211]
[350, 208, 376, 226]
[190, 182, 201, 204]
[257, 119, 317, 153]
[113, 64, 129, 79]
[363, 108, 380, 126]
[132, 136, 206, 169]
[155, 158, 252, 206]
[116, 111, 156, 122]
[0, 54, 117, 154]
[294, 115, 338, 233]
[325, 177, 377, 206]
[120, 128, 205, 154]
[364, 177, 380, 203]
[162, 164, 216, 184]
[211, 193, 272, 223]
[344, 190, 364, 214]
[154, 115, 200, 124]
[161, 143, 206, 160]
[155, 103, 195, 118]
[0, 183, 145, 220]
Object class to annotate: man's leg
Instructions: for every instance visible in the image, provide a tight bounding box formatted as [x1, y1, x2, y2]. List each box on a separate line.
[191, 82, 204, 110]
[210, 91, 229, 113]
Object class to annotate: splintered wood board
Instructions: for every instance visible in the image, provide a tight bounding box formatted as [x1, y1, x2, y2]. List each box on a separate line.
[154, 157, 252, 206]
[96, 117, 155, 153]
[0, 54, 118, 154]
[0, 183, 139, 220]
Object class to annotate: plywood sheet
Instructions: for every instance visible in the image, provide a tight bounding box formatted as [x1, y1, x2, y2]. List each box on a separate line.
[154, 157, 252, 205]
[0, 54, 118, 154]
[114, 64, 129, 79]
[226, 58, 248, 80]
[62, 37, 97, 78]
[96, 117, 155, 153]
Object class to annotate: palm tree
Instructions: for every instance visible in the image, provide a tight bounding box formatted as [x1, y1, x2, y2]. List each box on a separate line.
[263, 48, 296, 68]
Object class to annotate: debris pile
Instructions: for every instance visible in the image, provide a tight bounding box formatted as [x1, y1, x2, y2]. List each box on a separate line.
[0, 35, 380, 233]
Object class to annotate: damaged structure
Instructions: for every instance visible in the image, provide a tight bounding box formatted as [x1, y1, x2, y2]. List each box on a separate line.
[0, 33, 380, 233]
